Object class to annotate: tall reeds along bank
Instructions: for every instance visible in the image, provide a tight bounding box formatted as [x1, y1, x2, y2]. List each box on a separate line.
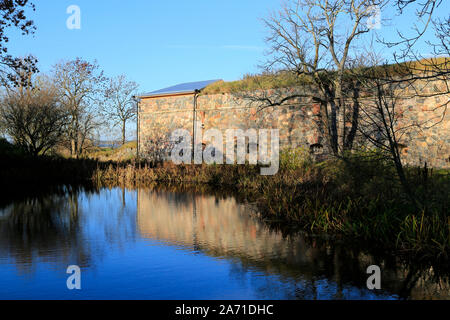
[91, 148, 450, 262]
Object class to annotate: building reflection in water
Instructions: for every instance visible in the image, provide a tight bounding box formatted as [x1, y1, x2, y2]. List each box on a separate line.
[137, 188, 450, 300]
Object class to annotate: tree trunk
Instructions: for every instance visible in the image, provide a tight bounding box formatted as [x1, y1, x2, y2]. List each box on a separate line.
[344, 81, 360, 151]
[329, 100, 339, 155]
[122, 120, 126, 145]
[322, 84, 339, 155]
[71, 138, 76, 157]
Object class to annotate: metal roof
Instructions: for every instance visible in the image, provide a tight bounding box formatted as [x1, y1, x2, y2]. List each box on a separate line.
[139, 79, 222, 98]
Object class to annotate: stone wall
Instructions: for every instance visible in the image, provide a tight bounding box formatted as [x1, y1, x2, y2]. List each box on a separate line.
[390, 80, 449, 168]
[138, 83, 449, 168]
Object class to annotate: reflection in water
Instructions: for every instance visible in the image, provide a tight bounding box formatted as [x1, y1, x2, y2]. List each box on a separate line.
[0, 186, 448, 299]
[0, 186, 87, 273]
[0, 186, 137, 276]
[137, 189, 449, 300]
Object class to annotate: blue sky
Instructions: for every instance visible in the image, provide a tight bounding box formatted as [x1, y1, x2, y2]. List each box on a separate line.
[8, 1, 447, 94]
[9, 0, 278, 94]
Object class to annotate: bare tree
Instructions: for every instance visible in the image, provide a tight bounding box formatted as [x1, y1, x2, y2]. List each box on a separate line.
[383, 0, 442, 59]
[403, 15, 450, 106]
[0, 0, 38, 87]
[354, 53, 448, 208]
[0, 77, 68, 156]
[378, 0, 449, 155]
[100, 75, 138, 145]
[352, 62, 414, 201]
[52, 58, 106, 157]
[243, 0, 387, 156]
[382, 0, 448, 99]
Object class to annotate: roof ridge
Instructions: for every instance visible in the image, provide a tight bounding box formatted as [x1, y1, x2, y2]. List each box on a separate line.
[139, 79, 222, 98]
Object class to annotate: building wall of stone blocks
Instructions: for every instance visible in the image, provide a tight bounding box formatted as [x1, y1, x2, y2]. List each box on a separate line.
[392, 84, 450, 168]
[138, 92, 320, 161]
[138, 85, 449, 168]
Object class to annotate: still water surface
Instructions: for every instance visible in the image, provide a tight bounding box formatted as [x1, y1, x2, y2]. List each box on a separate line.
[0, 187, 448, 300]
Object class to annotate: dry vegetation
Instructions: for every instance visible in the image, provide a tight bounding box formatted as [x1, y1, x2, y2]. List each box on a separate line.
[201, 58, 450, 95]
[87, 141, 137, 161]
[202, 71, 313, 95]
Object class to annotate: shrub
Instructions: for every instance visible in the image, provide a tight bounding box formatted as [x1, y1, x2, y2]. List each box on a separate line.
[279, 147, 312, 171]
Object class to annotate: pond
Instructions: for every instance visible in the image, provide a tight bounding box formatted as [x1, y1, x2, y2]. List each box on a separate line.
[0, 186, 448, 300]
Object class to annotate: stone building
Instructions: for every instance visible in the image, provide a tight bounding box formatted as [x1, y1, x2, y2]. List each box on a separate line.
[137, 79, 449, 168]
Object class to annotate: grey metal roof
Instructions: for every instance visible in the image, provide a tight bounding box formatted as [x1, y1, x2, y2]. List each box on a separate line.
[139, 79, 222, 98]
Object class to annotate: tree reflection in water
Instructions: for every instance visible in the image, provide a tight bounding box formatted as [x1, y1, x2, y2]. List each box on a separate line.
[0, 185, 137, 275]
[0, 185, 88, 273]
